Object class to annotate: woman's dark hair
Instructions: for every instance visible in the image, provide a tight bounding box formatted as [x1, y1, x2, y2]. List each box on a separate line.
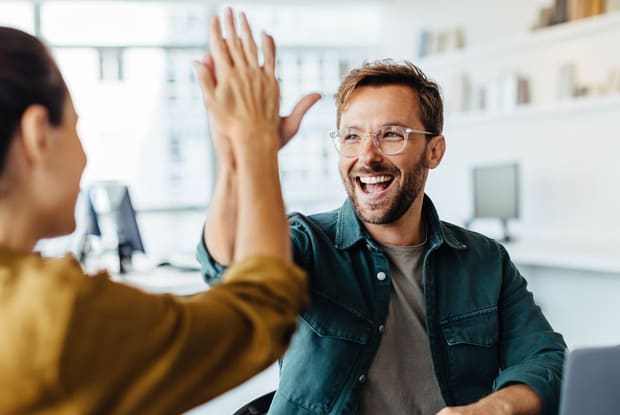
[0, 26, 67, 173]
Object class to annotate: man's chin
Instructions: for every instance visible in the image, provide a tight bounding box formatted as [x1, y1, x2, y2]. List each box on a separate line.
[353, 202, 392, 225]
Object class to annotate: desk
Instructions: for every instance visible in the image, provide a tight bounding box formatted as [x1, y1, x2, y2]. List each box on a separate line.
[112, 266, 208, 295]
[503, 238, 620, 274]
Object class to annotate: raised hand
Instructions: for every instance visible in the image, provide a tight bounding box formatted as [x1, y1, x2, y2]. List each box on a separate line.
[198, 9, 281, 159]
[193, 9, 320, 166]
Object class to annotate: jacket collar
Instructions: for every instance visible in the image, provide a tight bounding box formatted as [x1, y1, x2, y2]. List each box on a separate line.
[335, 194, 467, 251]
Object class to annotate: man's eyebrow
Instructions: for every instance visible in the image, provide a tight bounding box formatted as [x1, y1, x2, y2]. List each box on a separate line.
[340, 122, 409, 130]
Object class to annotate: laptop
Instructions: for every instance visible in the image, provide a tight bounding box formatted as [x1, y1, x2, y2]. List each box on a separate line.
[559, 345, 620, 415]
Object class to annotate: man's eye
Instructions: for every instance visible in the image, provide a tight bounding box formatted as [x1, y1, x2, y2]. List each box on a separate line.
[382, 130, 404, 140]
[343, 134, 360, 142]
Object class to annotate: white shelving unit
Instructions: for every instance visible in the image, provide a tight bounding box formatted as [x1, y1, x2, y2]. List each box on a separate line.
[418, 11, 620, 273]
[417, 10, 620, 116]
[418, 11, 620, 70]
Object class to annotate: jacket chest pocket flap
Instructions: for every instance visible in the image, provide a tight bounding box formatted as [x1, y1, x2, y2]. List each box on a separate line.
[441, 307, 499, 347]
[301, 295, 372, 344]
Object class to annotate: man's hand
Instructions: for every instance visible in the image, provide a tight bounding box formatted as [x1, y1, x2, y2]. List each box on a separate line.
[436, 384, 543, 415]
[436, 399, 512, 415]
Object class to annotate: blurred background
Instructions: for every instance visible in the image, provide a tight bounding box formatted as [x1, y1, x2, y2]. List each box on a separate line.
[2, 0, 620, 413]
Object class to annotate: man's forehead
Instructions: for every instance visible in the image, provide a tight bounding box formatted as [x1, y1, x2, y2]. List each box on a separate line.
[339, 85, 421, 127]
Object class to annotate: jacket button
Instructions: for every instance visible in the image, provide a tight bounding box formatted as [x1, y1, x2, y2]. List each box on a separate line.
[378, 324, 385, 334]
[376, 272, 386, 281]
[358, 374, 367, 384]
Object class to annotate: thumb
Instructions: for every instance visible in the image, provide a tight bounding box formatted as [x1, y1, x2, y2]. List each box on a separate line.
[280, 92, 322, 147]
[192, 57, 216, 101]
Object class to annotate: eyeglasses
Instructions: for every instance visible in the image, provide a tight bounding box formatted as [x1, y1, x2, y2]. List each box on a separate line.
[329, 125, 436, 158]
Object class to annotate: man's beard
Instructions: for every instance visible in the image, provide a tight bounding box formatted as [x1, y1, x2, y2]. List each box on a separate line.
[341, 154, 427, 225]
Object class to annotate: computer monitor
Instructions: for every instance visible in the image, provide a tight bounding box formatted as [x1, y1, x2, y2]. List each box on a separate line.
[86, 183, 145, 274]
[471, 162, 520, 241]
[77, 189, 102, 263]
[110, 185, 145, 274]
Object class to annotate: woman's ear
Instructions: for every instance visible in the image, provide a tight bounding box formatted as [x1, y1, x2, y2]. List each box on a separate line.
[18, 104, 51, 167]
[425, 134, 446, 169]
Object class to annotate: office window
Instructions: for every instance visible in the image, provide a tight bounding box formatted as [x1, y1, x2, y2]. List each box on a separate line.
[0, 2, 34, 32]
[6, 0, 382, 216]
[40, 1, 213, 210]
[41, 1, 209, 46]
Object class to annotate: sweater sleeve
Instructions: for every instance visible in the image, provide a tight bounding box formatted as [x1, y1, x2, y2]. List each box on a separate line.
[57, 255, 308, 415]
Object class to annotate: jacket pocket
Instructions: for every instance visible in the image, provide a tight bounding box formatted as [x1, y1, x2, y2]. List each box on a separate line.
[440, 307, 500, 404]
[277, 297, 372, 414]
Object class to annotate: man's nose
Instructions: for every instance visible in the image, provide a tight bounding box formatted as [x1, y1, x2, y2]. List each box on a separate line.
[357, 134, 383, 164]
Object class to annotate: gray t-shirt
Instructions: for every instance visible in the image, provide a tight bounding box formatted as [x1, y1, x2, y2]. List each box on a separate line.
[358, 241, 445, 415]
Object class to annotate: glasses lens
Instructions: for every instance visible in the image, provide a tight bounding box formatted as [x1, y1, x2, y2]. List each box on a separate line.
[333, 129, 361, 157]
[377, 126, 406, 155]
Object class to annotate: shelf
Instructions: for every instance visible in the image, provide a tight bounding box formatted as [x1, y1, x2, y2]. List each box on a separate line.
[444, 93, 620, 127]
[504, 238, 620, 274]
[417, 11, 620, 70]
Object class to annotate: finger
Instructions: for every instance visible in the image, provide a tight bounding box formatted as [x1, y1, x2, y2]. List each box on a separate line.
[208, 15, 232, 71]
[223, 7, 247, 66]
[239, 12, 259, 67]
[202, 54, 217, 87]
[280, 93, 322, 146]
[262, 32, 276, 75]
[222, 7, 238, 40]
[192, 59, 215, 101]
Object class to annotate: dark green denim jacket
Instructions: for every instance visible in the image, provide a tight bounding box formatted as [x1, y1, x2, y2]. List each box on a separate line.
[197, 195, 566, 415]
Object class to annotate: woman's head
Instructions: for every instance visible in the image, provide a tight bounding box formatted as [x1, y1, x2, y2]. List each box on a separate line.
[0, 27, 68, 171]
[0, 27, 86, 244]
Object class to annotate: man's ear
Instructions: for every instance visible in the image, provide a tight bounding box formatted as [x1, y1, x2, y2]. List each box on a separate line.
[425, 134, 446, 169]
[18, 104, 52, 167]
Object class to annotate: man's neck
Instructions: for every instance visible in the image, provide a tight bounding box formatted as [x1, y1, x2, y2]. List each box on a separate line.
[363, 196, 425, 247]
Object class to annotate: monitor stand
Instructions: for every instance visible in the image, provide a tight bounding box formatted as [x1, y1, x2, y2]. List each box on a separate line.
[500, 219, 513, 243]
[118, 241, 134, 274]
[464, 218, 513, 243]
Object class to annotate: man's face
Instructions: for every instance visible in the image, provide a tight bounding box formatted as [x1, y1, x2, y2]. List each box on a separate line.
[338, 84, 430, 225]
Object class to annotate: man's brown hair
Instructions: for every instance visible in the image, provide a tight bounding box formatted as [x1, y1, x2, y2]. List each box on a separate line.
[335, 59, 443, 136]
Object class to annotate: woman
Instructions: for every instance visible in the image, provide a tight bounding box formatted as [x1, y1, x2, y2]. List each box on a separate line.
[0, 10, 309, 415]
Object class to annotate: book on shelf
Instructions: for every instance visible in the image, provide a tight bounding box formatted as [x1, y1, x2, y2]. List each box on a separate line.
[608, 0, 620, 11]
[557, 63, 577, 100]
[417, 28, 465, 58]
[447, 72, 471, 113]
[553, 0, 569, 24]
[568, 0, 606, 20]
[535, 0, 607, 28]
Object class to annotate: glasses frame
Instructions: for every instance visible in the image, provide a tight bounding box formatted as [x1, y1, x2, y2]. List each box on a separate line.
[329, 125, 436, 158]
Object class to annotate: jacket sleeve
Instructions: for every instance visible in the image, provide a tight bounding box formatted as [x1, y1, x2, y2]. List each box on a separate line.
[196, 230, 228, 285]
[58, 255, 308, 415]
[197, 216, 312, 285]
[493, 245, 567, 415]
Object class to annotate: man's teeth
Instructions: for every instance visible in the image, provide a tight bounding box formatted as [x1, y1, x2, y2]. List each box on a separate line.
[359, 176, 392, 184]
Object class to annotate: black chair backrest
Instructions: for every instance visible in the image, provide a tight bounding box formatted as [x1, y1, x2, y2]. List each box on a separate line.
[232, 390, 276, 415]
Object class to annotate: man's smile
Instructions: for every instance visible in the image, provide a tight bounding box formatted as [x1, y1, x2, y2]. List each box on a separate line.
[354, 173, 396, 201]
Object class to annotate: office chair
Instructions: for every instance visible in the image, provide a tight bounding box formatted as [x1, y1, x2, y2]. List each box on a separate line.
[232, 390, 275, 415]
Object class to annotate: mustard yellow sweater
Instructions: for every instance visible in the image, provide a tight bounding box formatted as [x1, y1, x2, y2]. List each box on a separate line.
[0, 248, 308, 414]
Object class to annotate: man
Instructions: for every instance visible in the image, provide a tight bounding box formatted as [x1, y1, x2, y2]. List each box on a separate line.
[198, 56, 566, 415]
